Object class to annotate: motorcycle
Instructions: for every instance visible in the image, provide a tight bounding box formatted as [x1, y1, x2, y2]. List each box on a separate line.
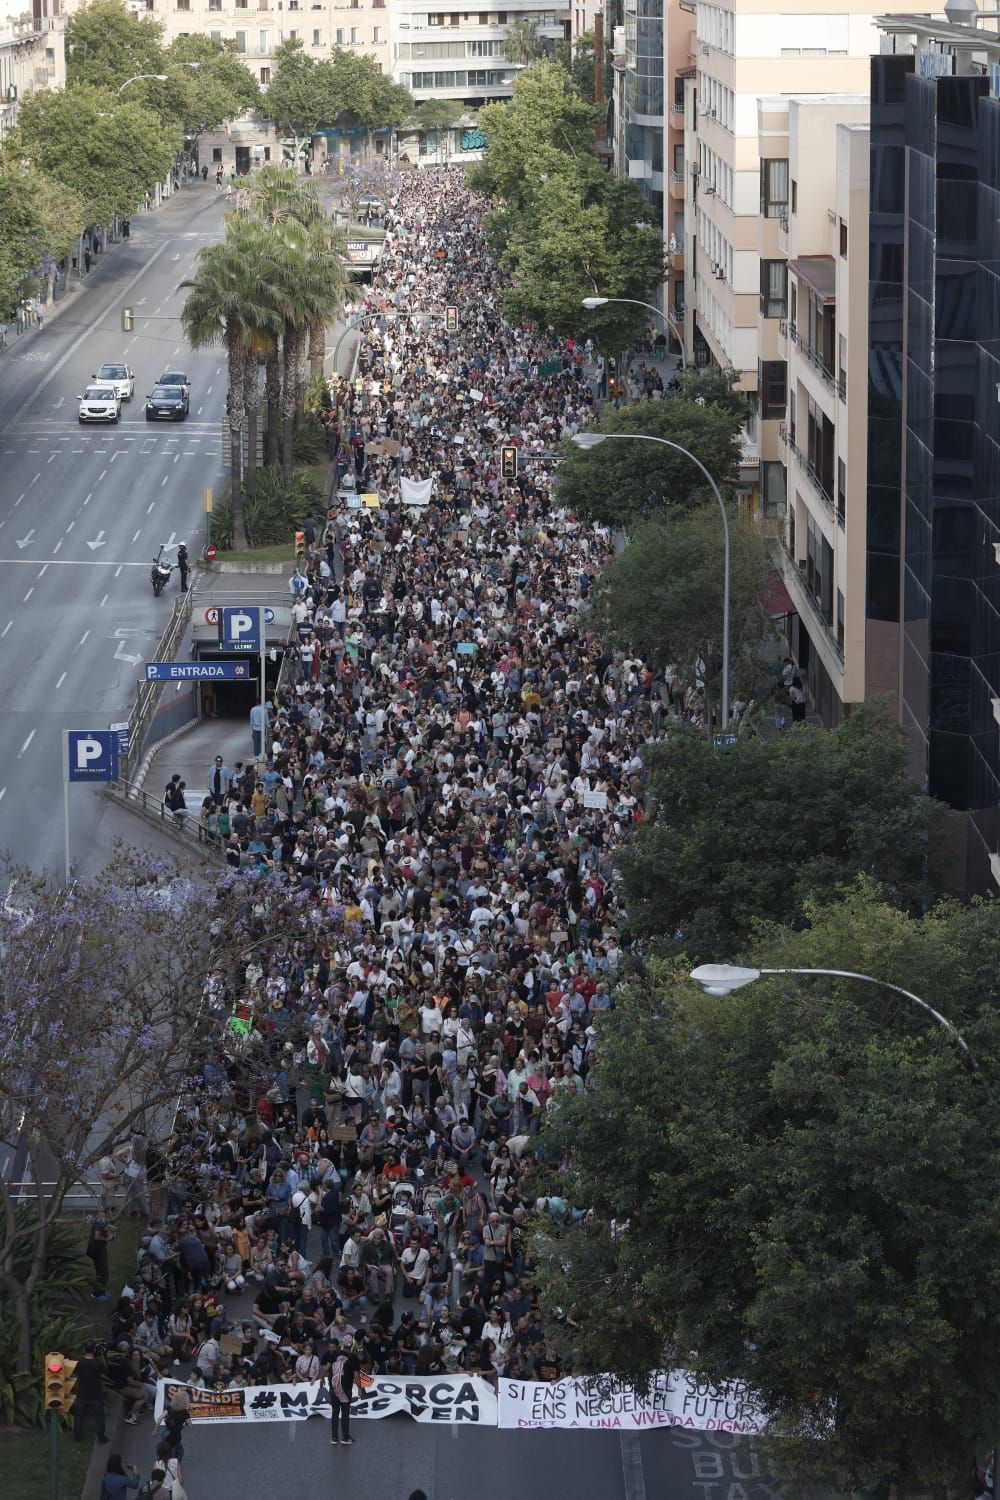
[150, 548, 173, 597]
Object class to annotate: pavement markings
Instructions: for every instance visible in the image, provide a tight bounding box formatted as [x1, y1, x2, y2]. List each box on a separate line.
[55, 671, 66, 690]
[22, 587, 32, 602]
[83, 493, 91, 506]
[47, 453, 57, 464]
[197, 406, 203, 415]
[30, 474, 38, 485]
[18, 729, 35, 757]
[14, 493, 23, 506]
[1, 621, 12, 638]
[99, 595, 108, 607]
[131, 529, 141, 543]
[37, 565, 47, 578]
[174, 453, 180, 463]
[110, 451, 119, 463]
[97, 469, 107, 482]
[620, 1434, 647, 1500]
[53, 539, 63, 554]
[0, 788, 5, 804]
[161, 475, 168, 486]
[79, 629, 90, 645]
[147, 501, 155, 513]
[115, 565, 123, 576]
[65, 521, 74, 533]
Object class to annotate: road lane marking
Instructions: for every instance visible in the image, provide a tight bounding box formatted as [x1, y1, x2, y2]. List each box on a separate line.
[47, 453, 57, 464]
[115, 565, 123, 576]
[18, 729, 35, 757]
[55, 671, 66, 690]
[37, 565, 47, 578]
[161, 475, 168, 485]
[97, 469, 107, 482]
[4, 240, 172, 431]
[79, 630, 90, 645]
[65, 521, 74, 533]
[53, 539, 62, 554]
[22, 587, 32, 601]
[0, 788, 5, 804]
[30, 474, 39, 485]
[206, 385, 213, 394]
[131, 530, 141, 543]
[147, 501, 154, 513]
[99, 595, 108, 607]
[1, 621, 11, 637]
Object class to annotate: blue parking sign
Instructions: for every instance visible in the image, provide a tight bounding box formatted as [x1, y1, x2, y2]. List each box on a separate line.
[66, 731, 119, 783]
[221, 606, 262, 653]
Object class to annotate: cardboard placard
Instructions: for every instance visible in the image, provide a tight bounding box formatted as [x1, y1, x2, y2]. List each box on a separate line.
[331, 1124, 358, 1142]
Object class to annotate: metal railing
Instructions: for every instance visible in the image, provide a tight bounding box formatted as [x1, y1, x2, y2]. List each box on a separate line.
[798, 339, 837, 390]
[122, 591, 193, 779]
[106, 776, 228, 862]
[779, 539, 844, 662]
[785, 433, 837, 517]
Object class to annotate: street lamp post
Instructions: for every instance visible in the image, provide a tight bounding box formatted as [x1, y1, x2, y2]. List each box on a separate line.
[116, 73, 168, 93]
[581, 295, 687, 371]
[689, 963, 980, 1068]
[570, 430, 731, 729]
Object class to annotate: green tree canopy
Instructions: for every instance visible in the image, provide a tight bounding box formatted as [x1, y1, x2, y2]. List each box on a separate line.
[327, 48, 412, 127]
[412, 98, 463, 134]
[555, 368, 746, 527]
[18, 84, 179, 227]
[502, 18, 552, 66]
[65, 0, 165, 92]
[616, 704, 937, 960]
[472, 59, 599, 205]
[265, 38, 330, 158]
[0, 146, 86, 314]
[533, 886, 1000, 1495]
[592, 505, 772, 715]
[164, 35, 261, 131]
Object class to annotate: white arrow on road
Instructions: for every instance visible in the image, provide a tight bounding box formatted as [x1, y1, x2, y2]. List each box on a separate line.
[15, 529, 35, 550]
[136, 298, 147, 306]
[87, 531, 106, 551]
[171, 253, 182, 262]
[164, 531, 177, 549]
[53, 397, 64, 410]
[113, 640, 143, 666]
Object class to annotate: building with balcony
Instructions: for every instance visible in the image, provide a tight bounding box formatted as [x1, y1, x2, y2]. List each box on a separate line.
[681, 0, 937, 398]
[389, 1, 600, 106]
[0, 0, 65, 138]
[865, 17, 1000, 892]
[752, 93, 869, 727]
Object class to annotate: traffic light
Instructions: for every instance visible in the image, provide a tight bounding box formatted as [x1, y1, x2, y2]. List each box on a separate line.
[445, 306, 458, 333]
[294, 530, 306, 557]
[44, 1353, 77, 1415]
[499, 444, 518, 480]
[121, 306, 134, 334]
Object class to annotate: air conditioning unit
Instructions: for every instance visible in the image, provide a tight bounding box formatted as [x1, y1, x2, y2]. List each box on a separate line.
[704, 182, 715, 195]
[690, 162, 701, 176]
[698, 105, 710, 117]
[715, 266, 725, 280]
[700, 42, 709, 53]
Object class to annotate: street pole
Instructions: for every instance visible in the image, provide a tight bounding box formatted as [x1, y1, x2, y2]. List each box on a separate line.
[571, 431, 730, 728]
[581, 295, 687, 370]
[50, 1408, 59, 1500]
[259, 605, 267, 767]
[61, 732, 70, 884]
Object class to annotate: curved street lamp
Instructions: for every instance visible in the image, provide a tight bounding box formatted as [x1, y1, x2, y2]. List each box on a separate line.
[570, 430, 730, 729]
[689, 962, 979, 1066]
[581, 295, 687, 371]
[116, 73, 169, 93]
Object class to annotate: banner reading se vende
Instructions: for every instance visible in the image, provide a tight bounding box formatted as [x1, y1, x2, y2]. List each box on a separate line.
[497, 1371, 769, 1433]
[154, 1374, 497, 1426]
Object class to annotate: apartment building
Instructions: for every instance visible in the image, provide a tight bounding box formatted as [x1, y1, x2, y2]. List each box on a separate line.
[0, 0, 65, 138]
[682, 0, 937, 394]
[752, 94, 869, 726]
[864, 15, 1000, 891]
[389, 1, 575, 104]
[137, 0, 390, 91]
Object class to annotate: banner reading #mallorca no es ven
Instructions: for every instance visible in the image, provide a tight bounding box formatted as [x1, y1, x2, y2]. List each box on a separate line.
[154, 1374, 497, 1426]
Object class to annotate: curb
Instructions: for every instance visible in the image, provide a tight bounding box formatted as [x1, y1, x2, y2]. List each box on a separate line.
[131, 715, 201, 792]
[81, 1395, 125, 1500]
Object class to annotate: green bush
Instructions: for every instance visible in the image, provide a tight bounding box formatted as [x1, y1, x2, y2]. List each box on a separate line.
[211, 468, 323, 551]
[293, 413, 327, 466]
[303, 374, 333, 417]
[0, 1210, 91, 1428]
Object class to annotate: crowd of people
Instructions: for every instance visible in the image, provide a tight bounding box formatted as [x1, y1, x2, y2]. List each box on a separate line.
[90, 167, 687, 1486]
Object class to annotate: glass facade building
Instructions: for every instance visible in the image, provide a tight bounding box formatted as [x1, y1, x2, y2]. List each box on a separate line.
[623, 0, 664, 220]
[867, 54, 1000, 889]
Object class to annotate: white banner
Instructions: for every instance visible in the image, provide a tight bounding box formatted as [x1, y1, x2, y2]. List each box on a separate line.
[400, 476, 434, 507]
[497, 1371, 768, 1434]
[155, 1375, 496, 1426]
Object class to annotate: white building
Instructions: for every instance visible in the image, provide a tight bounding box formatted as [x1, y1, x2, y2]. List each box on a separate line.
[0, 0, 65, 138]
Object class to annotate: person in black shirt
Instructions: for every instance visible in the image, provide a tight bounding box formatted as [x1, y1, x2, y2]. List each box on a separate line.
[322, 1335, 361, 1446]
[73, 1340, 108, 1443]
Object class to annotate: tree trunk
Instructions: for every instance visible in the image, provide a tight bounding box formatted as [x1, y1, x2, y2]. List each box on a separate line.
[281, 321, 298, 485]
[243, 351, 261, 504]
[227, 330, 247, 550]
[264, 349, 281, 468]
[309, 319, 324, 380]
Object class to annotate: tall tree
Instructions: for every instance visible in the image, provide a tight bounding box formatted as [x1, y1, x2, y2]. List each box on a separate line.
[593, 505, 773, 725]
[65, 0, 165, 92]
[555, 368, 747, 527]
[164, 35, 261, 134]
[615, 703, 939, 961]
[0, 147, 85, 316]
[502, 18, 551, 66]
[18, 85, 179, 230]
[266, 39, 331, 172]
[533, 886, 1000, 1495]
[180, 229, 280, 546]
[472, 60, 599, 206]
[0, 851, 295, 1374]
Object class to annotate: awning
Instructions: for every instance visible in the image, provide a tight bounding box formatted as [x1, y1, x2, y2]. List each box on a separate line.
[677, 64, 697, 78]
[788, 255, 836, 306]
[764, 569, 797, 618]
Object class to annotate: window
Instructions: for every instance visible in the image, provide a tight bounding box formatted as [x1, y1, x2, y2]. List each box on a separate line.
[235, 28, 247, 51]
[837, 457, 846, 524]
[761, 158, 789, 218]
[209, 0, 221, 8]
[260, 66, 271, 84]
[336, 27, 344, 42]
[672, 143, 684, 177]
[212, 146, 223, 162]
[373, 25, 382, 41]
[176, 0, 189, 11]
[260, 28, 270, 51]
[313, 27, 321, 43]
[761, 460, 787, 519]
[791, 179, 797, 213]
[760, 259, 787, 320]
[837, 589, 845, 651]
[839, 219, 848, 258]
[759, 360, 787, 421]
[350, 25, 360, 42]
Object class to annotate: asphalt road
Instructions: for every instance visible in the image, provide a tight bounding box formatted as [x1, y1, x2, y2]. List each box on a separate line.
[111, 1412, 795, 1500]
[0, 185, 232, 877]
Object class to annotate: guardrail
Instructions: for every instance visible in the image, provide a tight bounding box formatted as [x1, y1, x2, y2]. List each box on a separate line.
[122, 592, 193, 779]
[106, 776, 228, 862]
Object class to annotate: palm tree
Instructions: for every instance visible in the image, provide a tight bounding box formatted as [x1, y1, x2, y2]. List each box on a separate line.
[180, 230, 278, 548]
[502, 18, 549, 66]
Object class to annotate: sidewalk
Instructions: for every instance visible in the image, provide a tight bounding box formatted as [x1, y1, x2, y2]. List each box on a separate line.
[150, 717, 255, 813]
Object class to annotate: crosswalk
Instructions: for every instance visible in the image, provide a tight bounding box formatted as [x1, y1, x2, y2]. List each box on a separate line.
[3, 421, 221, 459]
